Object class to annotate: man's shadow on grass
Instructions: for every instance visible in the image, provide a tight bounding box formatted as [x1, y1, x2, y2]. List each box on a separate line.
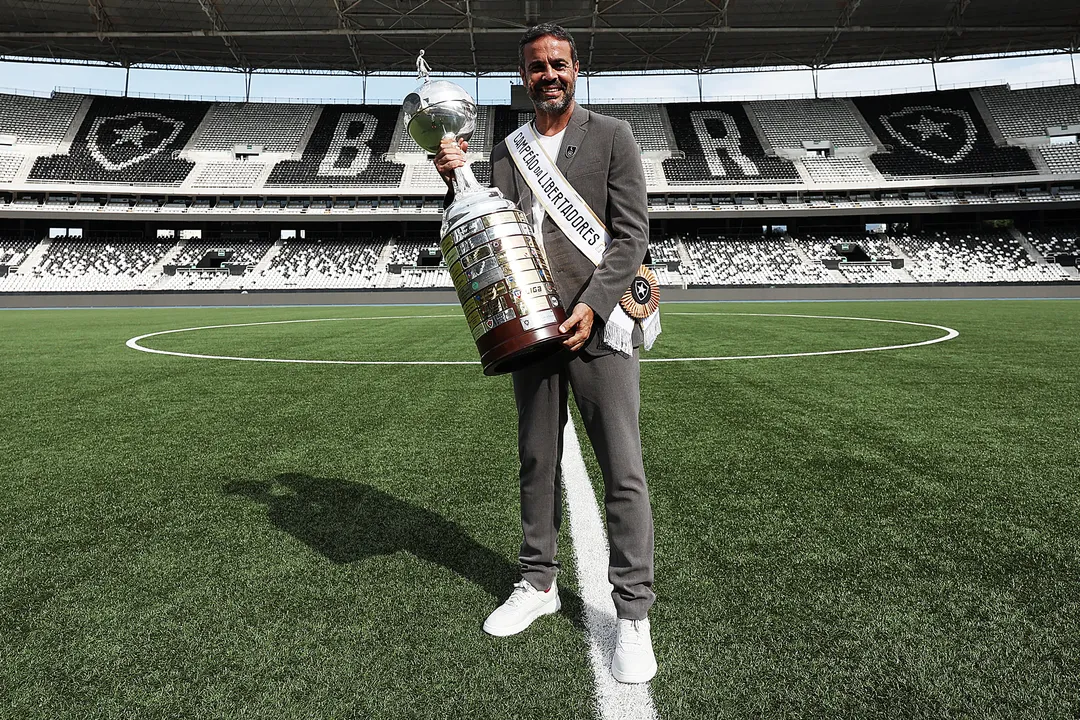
[225, 472, 584, 632]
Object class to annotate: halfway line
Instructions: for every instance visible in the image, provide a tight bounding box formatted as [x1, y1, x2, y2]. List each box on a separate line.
[562, 416, 659, 720]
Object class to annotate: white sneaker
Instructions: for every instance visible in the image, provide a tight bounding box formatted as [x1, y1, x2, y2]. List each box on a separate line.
[482, 578, 561, 637]
[611, 617, 658, 684]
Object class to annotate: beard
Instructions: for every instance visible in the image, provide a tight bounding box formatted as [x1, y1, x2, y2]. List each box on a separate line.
[528, 76, 576, 114]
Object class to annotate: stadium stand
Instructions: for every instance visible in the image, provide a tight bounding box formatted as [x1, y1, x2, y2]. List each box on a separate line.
[801, 156, 877, 184]
[1039, 144, 1080, 174]
[249, 237, 385, 289]
[978, 85, 1080, 140]
[28, 96, 208, 186]
[170, 238, 272, 267]
[647, 237, 681, 263]
[749, 98, 875, 149]
[855, 90, 1036, 178]
[585, 104, 672, 152]
[662, 103, 801, 185]
[0, 92, 83, 147]
[0, 234, 36, 266]
[889, 229, 1069, 282]
[192, 161, 267, 189]
[266, 105, 403, 188]
[682, 236, 831, 285]
[4, 235, 173, 291]
[190, 103, 317, 154]
[1025, 226, 1080, 258]
[0, 153, 24, 183]
[792, 232, 897, 261]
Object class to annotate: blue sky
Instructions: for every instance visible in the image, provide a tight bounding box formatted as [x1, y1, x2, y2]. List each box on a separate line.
[1, 53, 1076, 104]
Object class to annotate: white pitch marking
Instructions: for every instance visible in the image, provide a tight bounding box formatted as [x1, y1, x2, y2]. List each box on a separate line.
[124, 313, 959, 365]
[124, 315, 477, 366]
[561, 415, 659, 720]
[649, 312, 960, 361]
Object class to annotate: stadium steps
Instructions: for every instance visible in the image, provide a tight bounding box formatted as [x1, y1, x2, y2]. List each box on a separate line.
[656, 105, 679, 156]
[675, 237, 694, 272]
[1010, 227, 1052, 265]
[55, 95, 92, 156]
[147, 239, 186, 275]
[743, 102, 775, 156]
[19, 237, 51, 271]
[249, 239, 284, 276]
[292, 106, 324, 160]
[148, 239, 190, 289]
[1028, 148, 1053, 174]
[970, 89, 1008, 147]
[881, 240, 919, 282]
[846, 99, 887, 153]
[375, 239, 398, 288]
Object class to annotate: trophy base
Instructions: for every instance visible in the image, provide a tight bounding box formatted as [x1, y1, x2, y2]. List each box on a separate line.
[478, 318, 572, 376]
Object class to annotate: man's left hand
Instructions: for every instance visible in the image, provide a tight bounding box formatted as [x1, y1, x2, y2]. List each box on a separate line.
[560, 303, 595, 352]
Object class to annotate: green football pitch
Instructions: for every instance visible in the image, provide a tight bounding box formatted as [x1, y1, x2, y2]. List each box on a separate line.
[2, 299, 1078, 719]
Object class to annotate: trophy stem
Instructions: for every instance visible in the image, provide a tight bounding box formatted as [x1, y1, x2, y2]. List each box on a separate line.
[452, 164, 483, 196]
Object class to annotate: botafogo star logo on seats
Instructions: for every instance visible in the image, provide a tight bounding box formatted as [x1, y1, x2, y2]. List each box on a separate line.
[88, 112, 184, 170]
[879, 106, 977, 164]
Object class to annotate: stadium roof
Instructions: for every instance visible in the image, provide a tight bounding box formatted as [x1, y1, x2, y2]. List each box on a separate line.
[0, 0, 1077, 76]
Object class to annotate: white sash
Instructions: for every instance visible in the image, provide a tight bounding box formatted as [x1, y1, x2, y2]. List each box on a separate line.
[506, 121, 660, 354]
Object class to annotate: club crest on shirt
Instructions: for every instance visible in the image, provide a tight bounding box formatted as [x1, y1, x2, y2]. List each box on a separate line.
[88, 112, 183, 170]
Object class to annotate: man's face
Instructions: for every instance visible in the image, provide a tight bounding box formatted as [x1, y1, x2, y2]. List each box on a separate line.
[520, 36, 578, 114]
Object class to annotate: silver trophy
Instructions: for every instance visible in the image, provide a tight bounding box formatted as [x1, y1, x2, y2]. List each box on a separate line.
[402, 56, 569, 375]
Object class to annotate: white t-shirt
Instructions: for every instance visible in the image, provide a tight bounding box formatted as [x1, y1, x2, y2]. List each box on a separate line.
[529, 125, 566, 254]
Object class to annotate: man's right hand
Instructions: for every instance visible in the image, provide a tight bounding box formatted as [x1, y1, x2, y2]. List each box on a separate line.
[434, 138, 468, 188]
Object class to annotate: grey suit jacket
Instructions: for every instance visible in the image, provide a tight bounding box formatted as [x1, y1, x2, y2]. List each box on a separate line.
[449, 103, 650, 356]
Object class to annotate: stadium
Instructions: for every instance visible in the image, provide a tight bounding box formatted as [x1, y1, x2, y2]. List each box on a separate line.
[2, 2, 1079, 718]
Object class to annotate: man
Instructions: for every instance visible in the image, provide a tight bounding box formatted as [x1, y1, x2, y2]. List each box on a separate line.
[434, 23, 657, 684]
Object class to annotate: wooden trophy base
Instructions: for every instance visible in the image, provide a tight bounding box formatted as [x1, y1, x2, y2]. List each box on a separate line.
[477, 311, 572, 376]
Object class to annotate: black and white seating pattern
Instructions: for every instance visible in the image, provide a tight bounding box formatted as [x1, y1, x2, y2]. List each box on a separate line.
[171, 239, 273, 267]
[891, 230, 1067, 282]
[0, 235, 36, 266]
[1025, 227, 1080, 259]
[10, 236, 174, 291]
[266, 105, 403, 188]
[662, 103, 800, 185]
[682, 236, 831, 285]
[855, 91, 1034, 178]
[28, 97, 209, 186]
[250, 238, 385, 290]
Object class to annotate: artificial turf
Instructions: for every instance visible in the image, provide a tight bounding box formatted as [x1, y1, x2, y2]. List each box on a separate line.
[2, 300, 1078, 719]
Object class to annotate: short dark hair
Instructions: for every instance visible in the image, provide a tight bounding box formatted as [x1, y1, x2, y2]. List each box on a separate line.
[518, 23, 579, 71]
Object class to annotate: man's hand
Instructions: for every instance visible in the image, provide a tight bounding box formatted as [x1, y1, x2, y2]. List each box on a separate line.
[433, 138, 468, 187]
[560, 303, 595, 352]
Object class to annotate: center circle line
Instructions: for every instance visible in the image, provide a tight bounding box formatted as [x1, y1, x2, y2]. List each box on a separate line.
[124, 312, 959, 366]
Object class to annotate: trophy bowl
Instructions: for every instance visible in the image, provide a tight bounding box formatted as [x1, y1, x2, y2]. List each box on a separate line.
[404, 70, 571, 375]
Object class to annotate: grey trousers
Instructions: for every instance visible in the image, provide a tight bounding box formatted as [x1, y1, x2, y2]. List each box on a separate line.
[511, 347, 655, 620]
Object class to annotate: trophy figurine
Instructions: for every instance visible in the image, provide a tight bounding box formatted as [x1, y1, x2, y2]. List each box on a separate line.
[402, 54, 570, 375]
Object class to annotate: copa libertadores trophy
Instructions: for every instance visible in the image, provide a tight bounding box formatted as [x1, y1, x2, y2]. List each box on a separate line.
[402, 54, 570, 376]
